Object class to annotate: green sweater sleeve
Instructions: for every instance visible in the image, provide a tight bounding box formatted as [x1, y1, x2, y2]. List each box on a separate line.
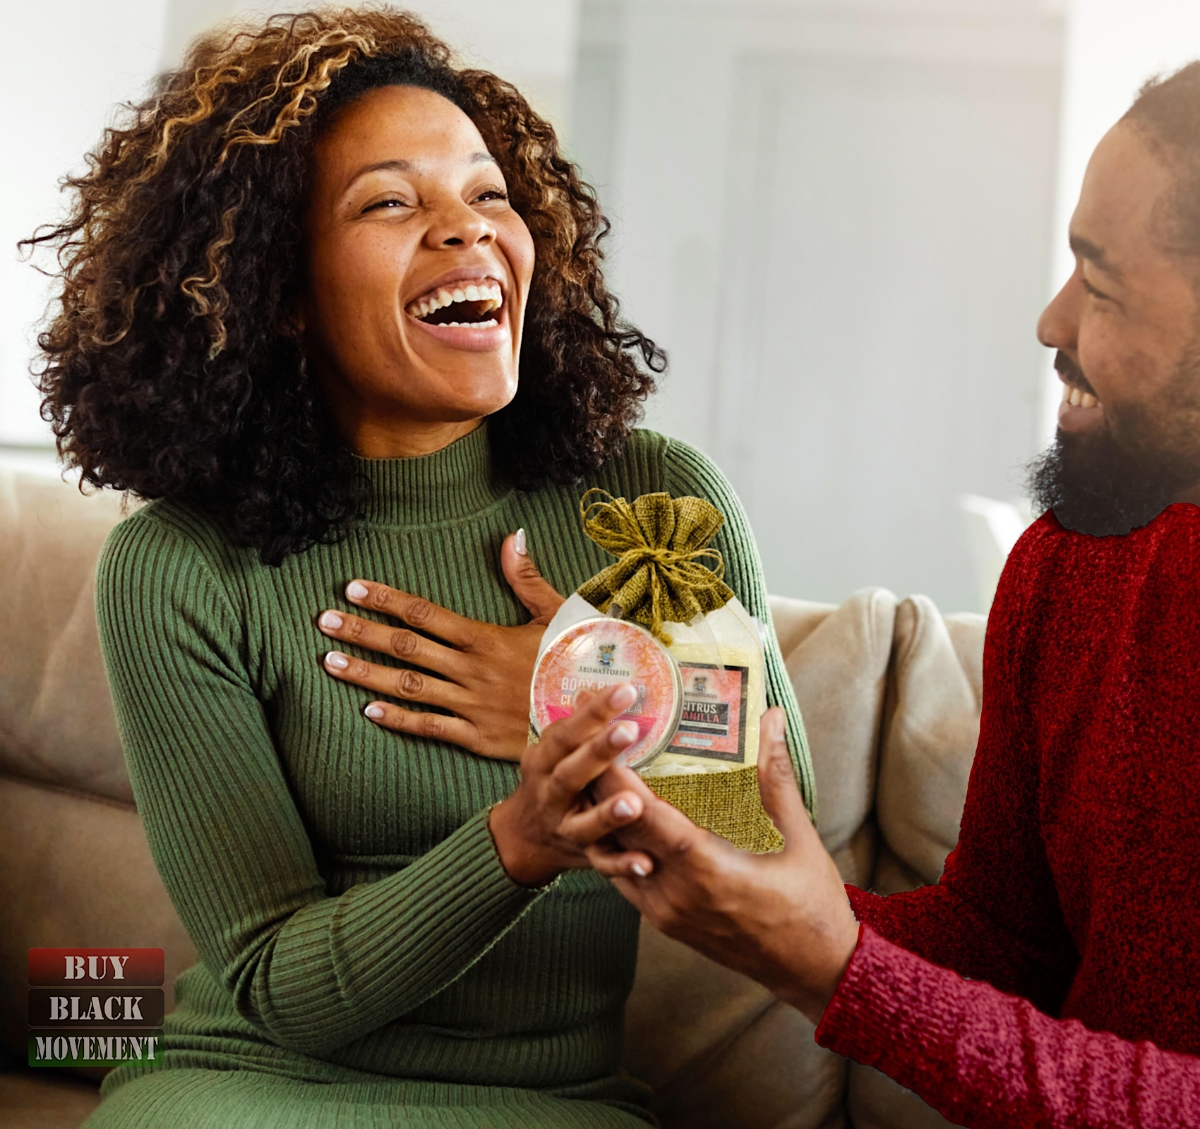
[663, 437, 817, 819]
[95, 513, 546, 1057]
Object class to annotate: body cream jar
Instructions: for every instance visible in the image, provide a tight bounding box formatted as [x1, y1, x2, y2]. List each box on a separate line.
[530, 617, 683, 769]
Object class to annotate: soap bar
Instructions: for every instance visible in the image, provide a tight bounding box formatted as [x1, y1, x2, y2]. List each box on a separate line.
[530, 617, 683, 770]
[639, 600, 767, 776]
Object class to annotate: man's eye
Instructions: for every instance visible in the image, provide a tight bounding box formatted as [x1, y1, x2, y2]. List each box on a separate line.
[1082, 278, 1109, 301]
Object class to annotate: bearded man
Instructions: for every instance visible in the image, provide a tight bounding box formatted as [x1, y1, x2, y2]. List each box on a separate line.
[584, 63, 1200, 1127]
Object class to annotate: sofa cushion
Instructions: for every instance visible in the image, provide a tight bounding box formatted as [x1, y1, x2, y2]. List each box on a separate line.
[847, 1062, 960, 1129]
[0, 774, 197, 1068]
[618, 591, 900, 1127]
[0, 1067, 100, 1129]
[623, 927, 847, 1129]
[874, 595, 983, 894]
[846, 594, 983, 1129]
[770, 589, 896, 889]
[0, 470, 132, 804]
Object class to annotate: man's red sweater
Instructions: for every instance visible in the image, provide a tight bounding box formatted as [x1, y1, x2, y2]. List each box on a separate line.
[814, 504, 1200, 1128]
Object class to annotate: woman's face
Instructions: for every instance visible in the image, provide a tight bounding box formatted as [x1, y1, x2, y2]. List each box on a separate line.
[299, 84, 535, 457]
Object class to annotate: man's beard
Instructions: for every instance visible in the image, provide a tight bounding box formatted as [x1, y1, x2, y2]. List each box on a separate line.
[1025, 349, 1200, 537]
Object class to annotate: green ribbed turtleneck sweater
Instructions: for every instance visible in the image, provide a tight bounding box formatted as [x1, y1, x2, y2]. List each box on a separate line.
[90, 425, 813, 1127]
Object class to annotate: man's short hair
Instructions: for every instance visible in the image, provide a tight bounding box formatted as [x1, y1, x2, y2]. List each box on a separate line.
[1125, 62, 1200, 255]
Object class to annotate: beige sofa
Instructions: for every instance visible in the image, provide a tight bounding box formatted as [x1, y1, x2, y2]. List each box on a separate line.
[0, 466, 983, 1129]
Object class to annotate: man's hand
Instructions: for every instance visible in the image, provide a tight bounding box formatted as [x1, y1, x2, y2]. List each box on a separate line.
[316, 530, 566, 761]
[488, 682, 648, 887]
[586, 709, 861, 1025]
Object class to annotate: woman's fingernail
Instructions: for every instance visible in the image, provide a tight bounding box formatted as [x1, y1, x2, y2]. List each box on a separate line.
[319, 611, 343, 630]
[614, 799, 635, 818]
[325, 651, 349, 670]
[346, 581, 369, 600]
[514, 528, 527, 556]
[610, 683, 638, 710]
[364, 704, 385, 720]
[631, 862, 649, 877]
[611, 721, 638, 747]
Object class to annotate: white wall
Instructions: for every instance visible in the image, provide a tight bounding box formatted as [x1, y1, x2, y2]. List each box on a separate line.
[572, 0, 1065, 612]
[0, 0, 169, 449]
[162, 0, 581, 133]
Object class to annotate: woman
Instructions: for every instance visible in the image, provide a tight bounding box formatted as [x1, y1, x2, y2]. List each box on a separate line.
[30, 9, 814, 1126]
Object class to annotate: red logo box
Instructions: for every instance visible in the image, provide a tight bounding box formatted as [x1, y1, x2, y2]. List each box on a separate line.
[28, 949, 164, 987]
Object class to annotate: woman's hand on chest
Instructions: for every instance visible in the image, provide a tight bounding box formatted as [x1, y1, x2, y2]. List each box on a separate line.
[317, 531, 564, 761]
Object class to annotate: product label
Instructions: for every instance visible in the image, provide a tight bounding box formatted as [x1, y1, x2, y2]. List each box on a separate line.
[667, 663, 749, 762]
[531, 618, 681, 769]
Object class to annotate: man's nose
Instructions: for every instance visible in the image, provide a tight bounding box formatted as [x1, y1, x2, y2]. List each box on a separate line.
[1037, 269, 1081, 352]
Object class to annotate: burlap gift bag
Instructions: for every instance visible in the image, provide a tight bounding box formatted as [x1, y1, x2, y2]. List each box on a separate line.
[535, 490, 784, 853]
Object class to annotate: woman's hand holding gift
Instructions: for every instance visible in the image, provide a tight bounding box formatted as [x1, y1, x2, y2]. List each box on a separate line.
[486, 683, 654, 888]
[318, 531, 565, 761]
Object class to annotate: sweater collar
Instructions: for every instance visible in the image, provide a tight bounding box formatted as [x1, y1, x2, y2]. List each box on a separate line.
[352, 421, 512, 527]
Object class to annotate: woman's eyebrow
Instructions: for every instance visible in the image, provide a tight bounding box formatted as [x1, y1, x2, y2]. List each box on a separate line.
[345, 152, 498, 191]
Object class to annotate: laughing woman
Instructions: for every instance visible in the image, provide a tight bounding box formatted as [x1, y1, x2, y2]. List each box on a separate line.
[31, 9, 814, 1127]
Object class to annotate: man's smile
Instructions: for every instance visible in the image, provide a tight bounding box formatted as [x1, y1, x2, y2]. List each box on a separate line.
[1058, 378, 1104, 433]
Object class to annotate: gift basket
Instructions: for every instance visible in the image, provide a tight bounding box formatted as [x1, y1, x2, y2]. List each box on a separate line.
[530, 490, 785, 853]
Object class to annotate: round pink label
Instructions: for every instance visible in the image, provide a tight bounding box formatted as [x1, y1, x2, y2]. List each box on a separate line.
[531, 618, 682, 769]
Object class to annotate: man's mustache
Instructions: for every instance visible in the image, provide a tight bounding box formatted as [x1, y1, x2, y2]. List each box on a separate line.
[1054, 350, 1098, 397]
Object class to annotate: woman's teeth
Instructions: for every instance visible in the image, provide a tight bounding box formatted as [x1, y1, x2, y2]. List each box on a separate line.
[1062, 384, 1100, 409]
[406, 281, 503, 323]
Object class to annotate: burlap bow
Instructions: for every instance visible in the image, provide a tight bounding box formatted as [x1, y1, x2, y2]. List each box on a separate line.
[576, 490, 736, 643]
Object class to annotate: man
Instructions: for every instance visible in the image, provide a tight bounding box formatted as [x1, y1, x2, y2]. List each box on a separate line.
[587, 64, 1200, 1127]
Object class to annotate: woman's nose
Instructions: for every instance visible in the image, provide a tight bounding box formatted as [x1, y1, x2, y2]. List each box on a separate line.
[424, 198, 495, 249]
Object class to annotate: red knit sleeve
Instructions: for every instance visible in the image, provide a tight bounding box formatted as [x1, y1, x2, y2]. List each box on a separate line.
[848, 517, 1078, 1013]
[815, 924, 1200, 1129]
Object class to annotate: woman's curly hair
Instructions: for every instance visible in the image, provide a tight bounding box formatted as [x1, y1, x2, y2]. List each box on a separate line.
[27, 7, 664, 564]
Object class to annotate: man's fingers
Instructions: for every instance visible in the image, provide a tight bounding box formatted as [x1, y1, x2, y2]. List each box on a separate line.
[318, 610, 461, 678]
[756, 707, 813, 850]
[501, 531, 567, 625]
[344, 579, 475, 648]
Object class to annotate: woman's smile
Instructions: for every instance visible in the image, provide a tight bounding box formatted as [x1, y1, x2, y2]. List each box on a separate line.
[404, 269, 510, 352]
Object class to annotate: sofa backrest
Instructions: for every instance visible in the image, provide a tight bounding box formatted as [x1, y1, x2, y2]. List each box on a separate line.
[0, 467, 985, 1129]
[0, 471, 196, 1078]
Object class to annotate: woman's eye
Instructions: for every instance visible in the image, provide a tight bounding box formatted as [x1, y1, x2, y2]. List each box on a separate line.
[475, 189, 508, 203]
[363, 198, 409, 213]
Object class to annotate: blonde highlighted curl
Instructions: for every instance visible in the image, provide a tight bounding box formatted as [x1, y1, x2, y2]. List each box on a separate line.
[27, 7, 664, 564]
